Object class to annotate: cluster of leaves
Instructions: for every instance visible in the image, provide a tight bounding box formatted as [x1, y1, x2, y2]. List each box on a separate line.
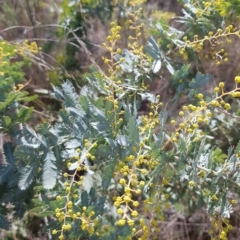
[0, 40, 38, 135]
[1, 0, 240, 240]
[177, 0, 240, 18]
[0, 40, 39, 229]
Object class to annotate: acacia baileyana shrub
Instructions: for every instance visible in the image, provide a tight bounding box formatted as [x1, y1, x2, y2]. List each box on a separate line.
[1, 1, 240, 240]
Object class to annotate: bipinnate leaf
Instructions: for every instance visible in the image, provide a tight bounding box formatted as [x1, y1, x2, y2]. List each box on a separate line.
[42, 151, 57, 189]
[24, 125, 47, 148]
[102, 161, 116, 189]
[17, 107, 33, 122]
[62, 81, 80, 107]
[127, 117, 139, 144]
[189, 72, 212, 89]
[52, 85, 64, 99]
[18, 161, 38, 190]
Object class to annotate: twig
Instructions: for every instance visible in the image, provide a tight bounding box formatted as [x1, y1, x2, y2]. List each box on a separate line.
[197, 165, 240, 188]
[20, 105, 57, 121]
[217, 108, 240, 120]
[22, 0, 38, 39]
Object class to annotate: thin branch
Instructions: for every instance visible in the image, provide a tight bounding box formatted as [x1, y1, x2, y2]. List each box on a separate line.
[197, 165, 240, 188]
[20, 105, 57, 121]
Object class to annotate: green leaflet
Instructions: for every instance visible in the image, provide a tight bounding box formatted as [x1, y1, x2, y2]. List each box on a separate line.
[102, 160, 117, 190]
[42, 151, 57, 189]
[18, 162, 38, 190]
[127, 117, 140, 144]
[38, 211, 55, 217]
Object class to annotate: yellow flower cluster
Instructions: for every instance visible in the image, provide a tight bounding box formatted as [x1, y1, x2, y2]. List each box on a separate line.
[213, 0, 239, 17]
[165, 78, 240, 148]
[209, 215, 233, 240]
[138, 101, 162, 133]
[179, 25, 239, 65]
[15, 40, 40, 55]
[53, 141, 99, 239]
[53, 206, 96, 239]
[185, 0, 236, 18]
[0, 40, 39, 81]
[106, 96, 173, 239]
[0, 41, 12, 71]
[101, 1, 152, 137]
[235, 76, 240, 83]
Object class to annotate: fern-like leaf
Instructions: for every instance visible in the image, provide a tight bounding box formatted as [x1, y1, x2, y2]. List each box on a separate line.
[127, 117, 139, 144]
[42, 151, 57, 189]
[18, 161, 38, 190]
[62, 81, 80, 108]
